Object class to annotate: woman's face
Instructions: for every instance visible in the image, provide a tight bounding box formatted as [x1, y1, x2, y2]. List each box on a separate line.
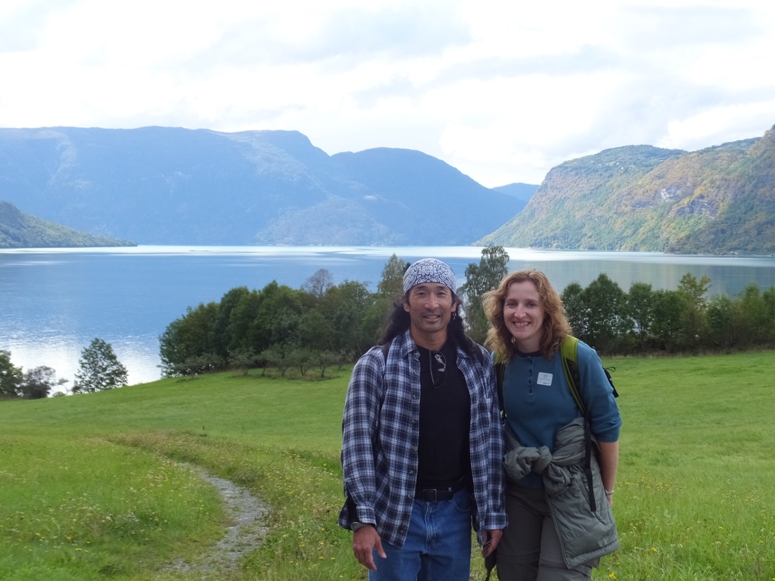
[503, 280, 546, 352]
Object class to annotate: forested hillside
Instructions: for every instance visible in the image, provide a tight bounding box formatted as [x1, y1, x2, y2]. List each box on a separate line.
[0, 200, 134, 248]
[481, 125, 775, 254]
[0, 127, 522, 246]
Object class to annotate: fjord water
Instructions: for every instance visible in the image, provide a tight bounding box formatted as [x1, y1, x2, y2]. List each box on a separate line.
[2, 246, 775, 387]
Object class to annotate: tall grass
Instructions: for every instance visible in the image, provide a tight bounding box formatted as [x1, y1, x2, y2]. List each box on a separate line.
[601, 353, 775, 580]
[1, 354, 774, 580]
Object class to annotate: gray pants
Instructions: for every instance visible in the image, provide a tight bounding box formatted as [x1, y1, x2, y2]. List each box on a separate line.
[496, 484, 598, 581]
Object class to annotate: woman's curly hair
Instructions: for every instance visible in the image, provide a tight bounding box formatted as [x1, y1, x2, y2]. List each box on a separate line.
[482, 269, 571, 362]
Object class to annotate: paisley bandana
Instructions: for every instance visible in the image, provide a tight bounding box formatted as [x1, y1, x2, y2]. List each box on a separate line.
[402, 258, 457, 294]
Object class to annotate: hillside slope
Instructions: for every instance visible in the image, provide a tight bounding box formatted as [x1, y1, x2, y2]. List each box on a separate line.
[481, 125, 775, 254]
[0, 200, 134, 248]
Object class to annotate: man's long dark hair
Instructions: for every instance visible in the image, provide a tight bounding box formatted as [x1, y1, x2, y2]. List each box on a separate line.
[379, 292, 481, 359]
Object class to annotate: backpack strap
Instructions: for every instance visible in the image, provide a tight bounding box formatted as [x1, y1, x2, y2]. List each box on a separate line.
[494, 359, 506, 422]
[604, 367, 619, 398]
[560, 335, 598, 512]
[560, 336, 585, 415]
[561, 335, 619, 400]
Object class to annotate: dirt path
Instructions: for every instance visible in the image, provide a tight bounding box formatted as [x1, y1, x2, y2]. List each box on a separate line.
[164, 465, 269, 577]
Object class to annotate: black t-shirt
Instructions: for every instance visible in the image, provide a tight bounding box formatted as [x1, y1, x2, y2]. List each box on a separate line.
[416, 338, 471, 489]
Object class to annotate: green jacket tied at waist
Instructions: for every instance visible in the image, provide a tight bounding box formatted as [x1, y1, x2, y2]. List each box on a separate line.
[503, 417, 619, 568]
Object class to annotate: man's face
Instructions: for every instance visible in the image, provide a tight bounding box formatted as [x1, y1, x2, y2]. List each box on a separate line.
[403, 283, 457, 340]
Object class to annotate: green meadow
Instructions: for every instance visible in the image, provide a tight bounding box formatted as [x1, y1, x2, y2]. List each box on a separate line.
[1, 352, 774, 581]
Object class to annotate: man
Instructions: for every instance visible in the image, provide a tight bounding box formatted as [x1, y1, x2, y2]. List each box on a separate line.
[339, 257, 506, 581]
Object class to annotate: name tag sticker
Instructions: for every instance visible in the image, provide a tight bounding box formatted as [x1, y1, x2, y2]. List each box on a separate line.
[537, 372, 553, 386]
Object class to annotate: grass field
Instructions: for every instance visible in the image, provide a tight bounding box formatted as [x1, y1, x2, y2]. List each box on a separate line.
[1, 352, 774, 580]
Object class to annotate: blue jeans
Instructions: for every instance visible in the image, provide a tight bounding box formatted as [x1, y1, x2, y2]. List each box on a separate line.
[370, 488, 472, 581]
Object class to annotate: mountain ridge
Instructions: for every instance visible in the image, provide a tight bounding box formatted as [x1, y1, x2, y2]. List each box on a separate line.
[480, 126, 775, 254]
[0, 127, 522, 246]
[3, 125, 772, 253]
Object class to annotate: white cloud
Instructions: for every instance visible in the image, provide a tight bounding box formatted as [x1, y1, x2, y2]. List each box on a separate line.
[660, 100, 775, 150]
[1, 0, 774, 187]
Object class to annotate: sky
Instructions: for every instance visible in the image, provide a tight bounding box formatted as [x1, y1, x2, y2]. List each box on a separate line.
[2, 0, 774, 187]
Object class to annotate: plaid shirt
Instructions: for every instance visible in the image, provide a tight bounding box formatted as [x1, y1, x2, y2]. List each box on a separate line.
[339, 329, 507, 547]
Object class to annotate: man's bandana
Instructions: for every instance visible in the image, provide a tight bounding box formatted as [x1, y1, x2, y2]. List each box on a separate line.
[403, 258, 457, 294]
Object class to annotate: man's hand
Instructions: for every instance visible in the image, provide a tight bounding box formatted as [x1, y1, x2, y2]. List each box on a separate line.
[352, 525, 386, 571]
[481, 529, 503, 558]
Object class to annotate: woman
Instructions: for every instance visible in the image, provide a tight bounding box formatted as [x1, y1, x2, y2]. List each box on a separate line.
[482, 269, 621, 581]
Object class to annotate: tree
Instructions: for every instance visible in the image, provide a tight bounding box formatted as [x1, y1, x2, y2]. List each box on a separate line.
[159, 301, 221, 376]
[312, 350, 338, 379]
[228, 347, 257, 376]
[260, 345, 290, 377]
[627, 282, 655, 349]
[170, 353, 224, 377]
[377, 254, 410, 301]
[459, 246, 510, 343]
[580, 274, 631, 353]
[763, 287, 775, 323]
[561, 282, 587, 338]
[214, 286, 251, 358]
[0, 350, 23, 399]
[358, 254, 409, 348]
[676, 274, 712, 351]
[252, 282, 305, 350]
[286, 347, 315, 377]
[303, 269, 334, 301]
[327, 280, 377, 354]
[297, 308, 334, 351]
[740, 283, 772, 346]
[74, 338, 128, 393]
[20, 366, 66, 399]
[227, 289, 263, 353]
[650, 290, 687, 351]
[707, 295, 738, 350]
[677, 273, 712, 309]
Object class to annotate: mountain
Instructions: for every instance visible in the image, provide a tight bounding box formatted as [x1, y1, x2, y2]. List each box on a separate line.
[491, 182, 539, 215]
[0, 200, 134, 248]
[0, 127, 521, 246]
[492, 182, 539, 203]
[480, 125, 775, 254]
